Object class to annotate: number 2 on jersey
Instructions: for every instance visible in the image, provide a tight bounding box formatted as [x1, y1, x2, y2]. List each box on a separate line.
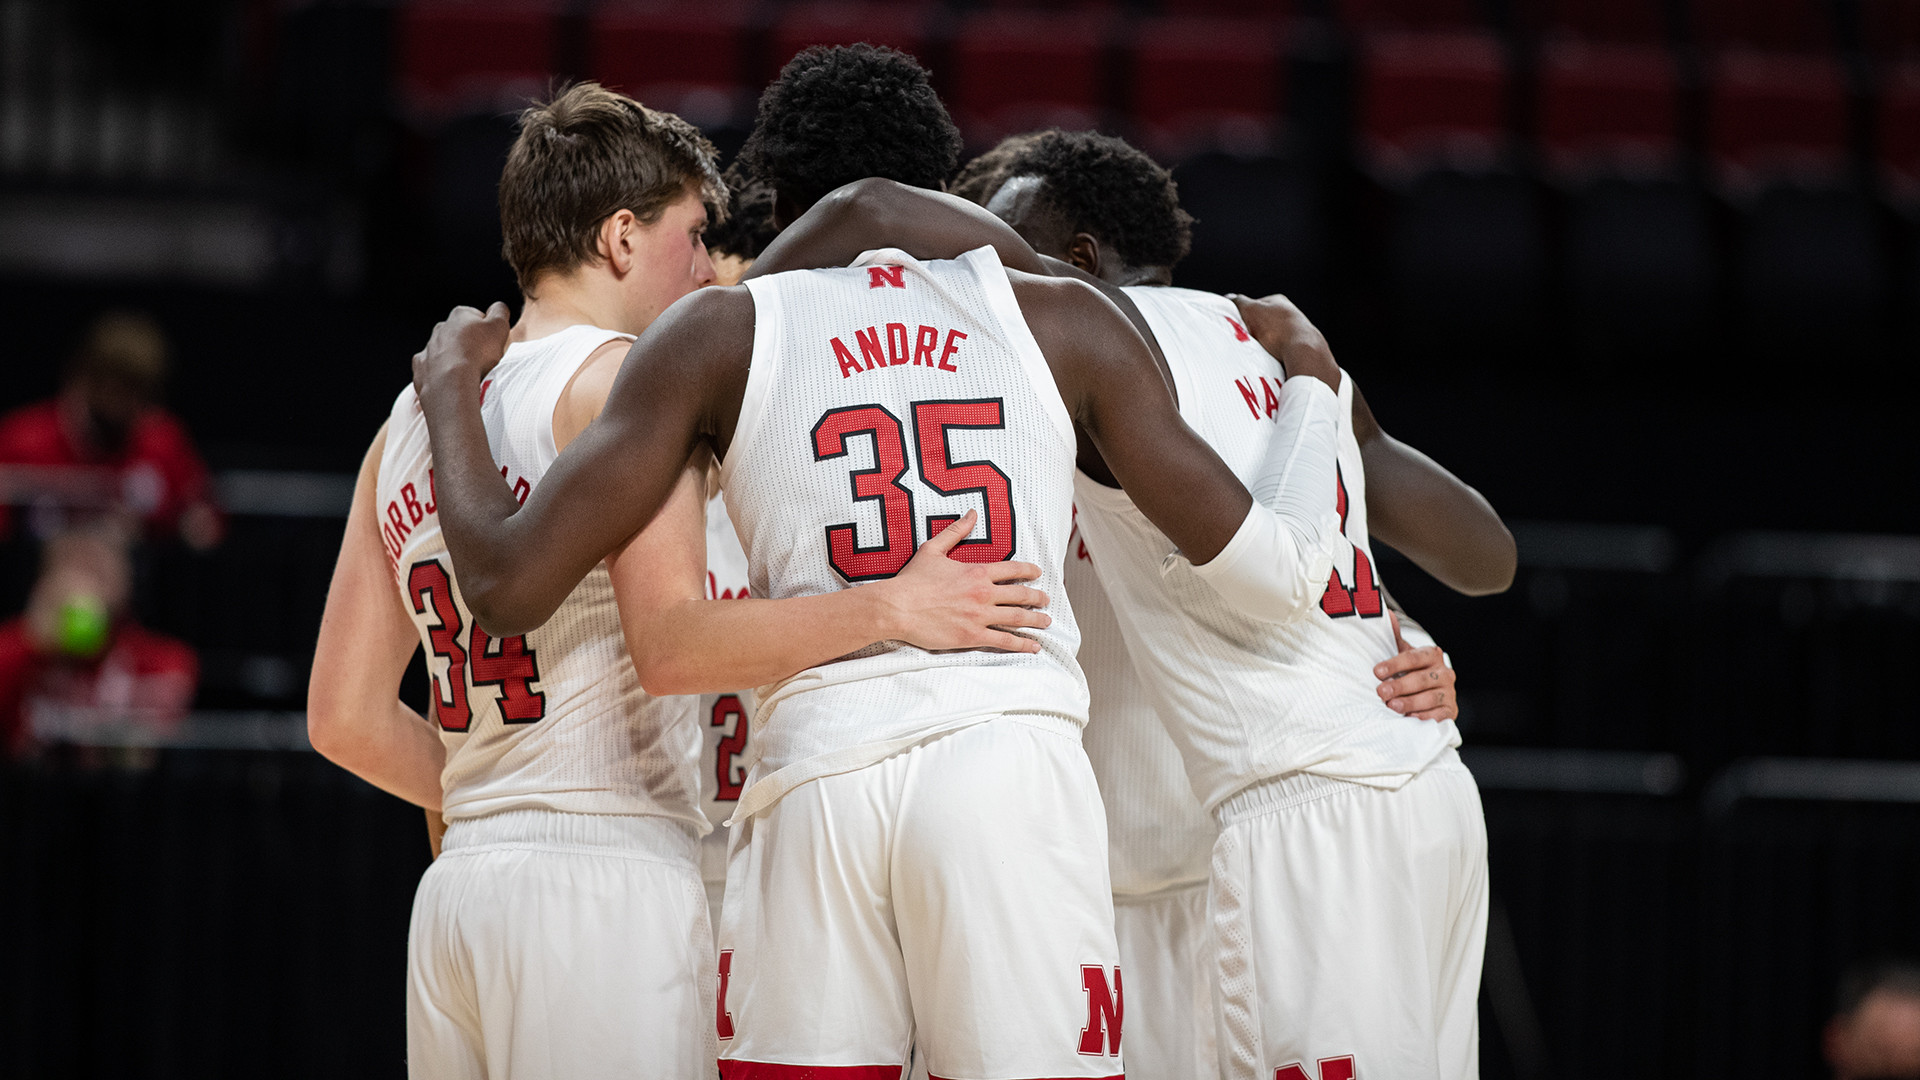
[1319, 465, 1383, 618]
[407, 561, 547, 731]
[811, 397, 1014, 582]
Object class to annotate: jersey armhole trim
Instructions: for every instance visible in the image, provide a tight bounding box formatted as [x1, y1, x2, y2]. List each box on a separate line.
[1121, 286, 1202, 423]
[537, 327, 636, 471]
[967, 247, 1079, 454]
[720, 282, 773, 494]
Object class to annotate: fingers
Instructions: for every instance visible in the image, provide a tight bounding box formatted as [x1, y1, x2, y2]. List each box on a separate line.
[1374, 644, 1444, 681]
[985, 606, 1051, 631]
[977, 629, 1043, 654]
[988, 560, 1042, 584]
[1384, 687, 1453, 719]
[1389, 609, 1411, 653]
[920, 509, 978, 557]
[988, 582, 1049, 611]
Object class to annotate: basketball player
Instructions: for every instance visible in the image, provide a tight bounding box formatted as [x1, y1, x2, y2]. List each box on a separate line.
[983, 130, 1509, 1079]
[309, 82, 1052, 1079]
[410, 44, 1352, 1080]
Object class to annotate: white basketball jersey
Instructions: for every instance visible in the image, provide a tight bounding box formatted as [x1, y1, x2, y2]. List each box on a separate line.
[374, 324, 705, 829]
[721, 246, 1087, 818]
[1073, 287, 1460, 813]
[698, 489, 754, 883]
[1067, 509, 1217, 896]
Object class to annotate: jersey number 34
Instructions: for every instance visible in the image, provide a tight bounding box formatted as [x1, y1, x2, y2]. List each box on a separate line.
[812, 397, 1015, 582]
[407, 561, 546, 731]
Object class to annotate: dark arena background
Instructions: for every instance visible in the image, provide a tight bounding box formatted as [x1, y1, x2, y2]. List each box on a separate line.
[2, 0, 1918, 1077]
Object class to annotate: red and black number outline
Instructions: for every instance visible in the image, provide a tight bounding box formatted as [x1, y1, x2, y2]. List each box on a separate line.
[470, 625, 546, 724]
[710, 694, 748, 802]
[1318, 465, 1383, 619]
[407, 560, 472, 731]
[811, 404, 917, 582]
[912, 398, 1015, 563]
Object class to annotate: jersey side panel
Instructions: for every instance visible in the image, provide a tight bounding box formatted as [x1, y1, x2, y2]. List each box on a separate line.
[1067, 509, 1216, 895]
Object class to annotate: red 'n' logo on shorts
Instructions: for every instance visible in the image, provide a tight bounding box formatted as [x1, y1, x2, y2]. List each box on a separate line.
[1077, 965, 1123, 1056]
[716, 950, 736, 1040]
[1276, 1055, 1356, 1080]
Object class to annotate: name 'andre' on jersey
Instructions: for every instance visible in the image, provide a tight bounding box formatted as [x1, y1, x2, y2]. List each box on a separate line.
[1072, 287, 1460, 814]
[374, 325, 704, 830]
[721, 246, 1086, 819]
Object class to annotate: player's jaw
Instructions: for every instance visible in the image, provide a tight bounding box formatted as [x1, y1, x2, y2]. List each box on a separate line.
[620, 184, 719, 334]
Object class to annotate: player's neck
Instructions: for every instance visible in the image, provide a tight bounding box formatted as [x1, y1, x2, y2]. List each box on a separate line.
[512, 274, 633, 342]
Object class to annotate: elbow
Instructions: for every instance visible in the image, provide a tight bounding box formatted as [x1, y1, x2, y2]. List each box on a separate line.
[462, 576, 540, 638]
[1452, 524, 1518, 596]
[306, 690, 349, 763]
[629, 648, 701, 698]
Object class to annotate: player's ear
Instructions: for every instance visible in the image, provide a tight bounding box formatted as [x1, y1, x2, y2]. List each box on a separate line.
[601, 209, 637, 275]
[1067, 233, 1102, 277]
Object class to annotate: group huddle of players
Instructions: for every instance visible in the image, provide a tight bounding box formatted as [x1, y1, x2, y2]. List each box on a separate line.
[308, 41, 1516, 1080]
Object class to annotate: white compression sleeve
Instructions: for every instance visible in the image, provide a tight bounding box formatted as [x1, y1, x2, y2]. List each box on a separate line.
[1184, 373, 1345, 623]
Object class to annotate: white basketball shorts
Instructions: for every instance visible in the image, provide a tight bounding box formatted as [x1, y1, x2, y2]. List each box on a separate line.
[1210, 749, 1488, 1080]
[715, 713, 1125, 1080]
[407, 809, 716, 1080]
[1112, 883, 1216, 1080]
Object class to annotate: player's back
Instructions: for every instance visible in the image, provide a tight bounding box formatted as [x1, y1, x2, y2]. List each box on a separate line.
[1073, 286, 1459, 812]
[375, 324, 704, 829]
[722, 246, 1085, 817]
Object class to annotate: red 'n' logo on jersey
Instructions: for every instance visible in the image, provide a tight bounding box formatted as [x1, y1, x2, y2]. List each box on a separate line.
[1227, 315, 1252, 342]
[868, 265, 905, 289]
[1078, 965, 1123, 1056]
[1276, 1055, 1355, 1080]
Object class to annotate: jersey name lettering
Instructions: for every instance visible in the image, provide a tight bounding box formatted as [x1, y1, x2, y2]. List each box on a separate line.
[831, 324, 967, 378]
[1234, 375, 1284, 421]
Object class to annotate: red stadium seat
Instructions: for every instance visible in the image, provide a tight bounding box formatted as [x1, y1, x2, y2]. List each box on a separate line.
[587, 1, 753, 127]
[1878, 63, 1920, 202]
[1129, 16, 1286, 156]
[767, 2, 938, 78]
[1358, 30, 1508, 171]
[1511, 0, 1667, 44]
[1690, 0, 1833, 54]
[1536, 41, 1681, 176]
[396, 0, 560, 121]
[1705, 49, 1849, 186]
[1341, 0, 1487, 33]
[949, 11, 1115, 143]
[1157, 0, 1297, 16]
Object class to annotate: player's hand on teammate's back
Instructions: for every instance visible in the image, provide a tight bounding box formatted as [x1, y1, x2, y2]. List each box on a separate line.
[1227, 292, 1340, 390]
[412, 302, 513, 400]
[877, 509, 1051, 655]
[1373, 611, 1458, 721]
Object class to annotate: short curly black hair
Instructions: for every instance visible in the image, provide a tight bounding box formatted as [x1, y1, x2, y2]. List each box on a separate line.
[705, 162, 779, 261]
[739, 44, 962, 210]
[1003, 130, 1194, 271]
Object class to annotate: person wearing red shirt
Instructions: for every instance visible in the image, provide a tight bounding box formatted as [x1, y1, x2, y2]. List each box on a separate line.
[0, 311, 222, 547]
[0, 527, 196, 759]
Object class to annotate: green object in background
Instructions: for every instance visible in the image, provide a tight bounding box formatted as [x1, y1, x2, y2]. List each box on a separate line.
[56, 594, 111, 658]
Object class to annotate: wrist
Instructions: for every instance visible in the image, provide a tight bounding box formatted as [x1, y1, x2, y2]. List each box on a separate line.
[863, 579, 910, 644]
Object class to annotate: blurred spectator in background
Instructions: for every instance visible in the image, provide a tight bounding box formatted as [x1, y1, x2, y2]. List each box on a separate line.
[705, 162, 779, 285]
[0, 311, 223, 549]
[0, 525, 197, 760]
[1827, 960, 1920, 1080]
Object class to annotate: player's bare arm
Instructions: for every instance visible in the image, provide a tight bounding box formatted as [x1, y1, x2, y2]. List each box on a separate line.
[1015, 273, 1341, 621]
[749, 177, 1051, 279]
[752, 178, 1174, 377]
[308, 423, 447, 809]
[414, 294, 1053, 663]
[1231, 292, 1516, 597]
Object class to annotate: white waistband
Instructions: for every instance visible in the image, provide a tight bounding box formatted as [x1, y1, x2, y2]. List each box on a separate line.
[442, 808, 700, 863]
[729, 710, 1082, 826]
[1213, 747, 1467, 827]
